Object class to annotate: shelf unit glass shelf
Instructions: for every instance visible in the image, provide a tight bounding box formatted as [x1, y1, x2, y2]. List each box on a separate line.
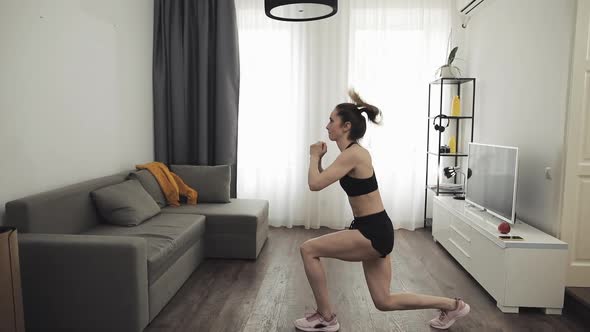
[430, 77, 475, 85]
[427, 152, 468, 157]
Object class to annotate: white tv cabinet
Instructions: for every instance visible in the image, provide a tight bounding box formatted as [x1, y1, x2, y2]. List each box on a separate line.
[432, 196, 568, 314]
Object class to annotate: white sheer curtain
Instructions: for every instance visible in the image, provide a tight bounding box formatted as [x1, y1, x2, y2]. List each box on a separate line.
[236, 0, 452, 230]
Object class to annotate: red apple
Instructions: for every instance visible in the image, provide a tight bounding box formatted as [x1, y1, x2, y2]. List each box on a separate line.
[498, 221, 511, 234]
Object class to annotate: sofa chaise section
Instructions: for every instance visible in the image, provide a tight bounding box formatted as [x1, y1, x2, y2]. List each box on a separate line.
[162, 198, 269, 259]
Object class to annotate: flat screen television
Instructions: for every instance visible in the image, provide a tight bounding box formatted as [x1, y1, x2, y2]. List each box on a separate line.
[465, 143, 519, 223]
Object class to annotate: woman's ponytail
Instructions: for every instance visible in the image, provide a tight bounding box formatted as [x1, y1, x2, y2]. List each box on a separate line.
[348, 89, 382, 125]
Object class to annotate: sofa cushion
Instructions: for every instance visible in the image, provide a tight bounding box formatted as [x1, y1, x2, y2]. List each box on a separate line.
[161, 199, 268, 234]
[91, 180, 161, 226]
[82, 213, 206, 284]
[5, 173, 128, 234]
[170, 165, 231, 203]
[128, 170, 167, 208]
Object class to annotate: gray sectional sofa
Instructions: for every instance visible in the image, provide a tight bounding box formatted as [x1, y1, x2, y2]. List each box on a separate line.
[4, 165, 269, 332]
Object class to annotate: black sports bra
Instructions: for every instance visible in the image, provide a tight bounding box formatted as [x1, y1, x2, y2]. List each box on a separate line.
[338, 142, 379, 197]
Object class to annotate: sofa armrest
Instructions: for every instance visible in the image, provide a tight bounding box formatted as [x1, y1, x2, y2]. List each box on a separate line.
[18, 233, 149, 332]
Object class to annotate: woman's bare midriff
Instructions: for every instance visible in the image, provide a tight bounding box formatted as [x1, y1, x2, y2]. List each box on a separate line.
[345, 146, 384, 217]
[348, 190, 385, 218]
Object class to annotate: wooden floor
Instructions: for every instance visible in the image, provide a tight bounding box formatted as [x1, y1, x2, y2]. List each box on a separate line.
[566, 287, 590, 308]
[146, 227, 587, 332]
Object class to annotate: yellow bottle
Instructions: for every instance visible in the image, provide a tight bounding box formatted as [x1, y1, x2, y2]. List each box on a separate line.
[449, 136, 457, 154]
[451, 95, 461, 116]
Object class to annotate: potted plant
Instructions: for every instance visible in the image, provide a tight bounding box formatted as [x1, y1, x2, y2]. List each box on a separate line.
[435, 46, 462, 78]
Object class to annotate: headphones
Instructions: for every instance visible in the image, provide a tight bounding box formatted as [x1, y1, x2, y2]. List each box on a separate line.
[432, 114, 450, 132]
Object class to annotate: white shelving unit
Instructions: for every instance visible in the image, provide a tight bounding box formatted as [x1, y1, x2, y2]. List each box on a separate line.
[432, 196, 568, 314]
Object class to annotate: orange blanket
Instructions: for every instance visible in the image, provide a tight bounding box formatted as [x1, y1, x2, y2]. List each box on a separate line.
[136, 162, 198, 207]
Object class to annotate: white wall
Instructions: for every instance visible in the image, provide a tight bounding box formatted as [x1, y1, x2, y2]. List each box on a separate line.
[0, 0, 154, 226]
[459, 0, 575, 235]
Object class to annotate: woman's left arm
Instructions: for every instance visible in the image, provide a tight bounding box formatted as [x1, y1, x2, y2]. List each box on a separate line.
[308, 149, 357, 191]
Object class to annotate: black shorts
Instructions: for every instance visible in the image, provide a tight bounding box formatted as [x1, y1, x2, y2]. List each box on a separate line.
[349, 210, 394, 258]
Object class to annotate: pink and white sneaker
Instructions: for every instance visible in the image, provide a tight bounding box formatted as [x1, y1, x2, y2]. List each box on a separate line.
[429, 298, 470, 330]
[294, 309, 340, 332]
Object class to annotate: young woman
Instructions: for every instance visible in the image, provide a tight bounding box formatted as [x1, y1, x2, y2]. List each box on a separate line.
[294, 90, 470, 332]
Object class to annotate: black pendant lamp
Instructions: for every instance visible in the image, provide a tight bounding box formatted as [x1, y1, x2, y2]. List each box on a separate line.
[265, 0, 338, 22]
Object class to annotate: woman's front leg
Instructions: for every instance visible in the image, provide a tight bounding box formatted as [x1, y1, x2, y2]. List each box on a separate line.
[299, 229, 382, 319]
[300, 243, 334, 319]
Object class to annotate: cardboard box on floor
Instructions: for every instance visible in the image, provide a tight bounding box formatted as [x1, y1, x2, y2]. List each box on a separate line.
[0, 227, 25, 332]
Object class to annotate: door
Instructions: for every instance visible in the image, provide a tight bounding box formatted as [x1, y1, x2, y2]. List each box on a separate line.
[560, 0, 590, 287]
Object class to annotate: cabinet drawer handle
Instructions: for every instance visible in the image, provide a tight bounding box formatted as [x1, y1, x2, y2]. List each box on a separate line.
[450, 224, 471, 243]
[449, 238, 471, 258]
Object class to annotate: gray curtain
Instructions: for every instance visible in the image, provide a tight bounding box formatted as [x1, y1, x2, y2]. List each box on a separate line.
[153, 0, 240, 198]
